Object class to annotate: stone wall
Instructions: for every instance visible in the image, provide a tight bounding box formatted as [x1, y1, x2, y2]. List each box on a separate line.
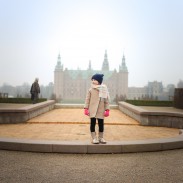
[0, 100, 55, 124]
[119, 101, 183, 128]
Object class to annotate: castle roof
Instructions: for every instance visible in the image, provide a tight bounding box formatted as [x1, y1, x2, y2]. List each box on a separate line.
[65, 69, 114, 80]
[55, 50, 128, 80]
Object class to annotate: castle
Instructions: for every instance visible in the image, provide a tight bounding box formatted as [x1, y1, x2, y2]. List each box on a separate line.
[54, 50, 128, 103]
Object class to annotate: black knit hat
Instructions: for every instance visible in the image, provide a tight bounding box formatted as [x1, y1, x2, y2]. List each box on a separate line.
[91, 74, 104, 84]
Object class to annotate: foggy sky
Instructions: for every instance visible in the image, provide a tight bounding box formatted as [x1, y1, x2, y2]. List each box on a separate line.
[0, 0, 183, 87]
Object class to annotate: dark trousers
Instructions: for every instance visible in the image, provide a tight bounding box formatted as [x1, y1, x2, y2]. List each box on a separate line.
[90, 118, 104, 132]
[31, 93, 38, 104]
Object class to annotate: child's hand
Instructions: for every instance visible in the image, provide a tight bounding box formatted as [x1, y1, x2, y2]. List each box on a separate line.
[84, 108, 89, 116]
[104, 110, 110, 117]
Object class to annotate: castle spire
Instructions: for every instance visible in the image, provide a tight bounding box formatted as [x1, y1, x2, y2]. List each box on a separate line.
[102, 50, 109, 71]
[55, 53, 63, 70]
[119, 53, 128, 72]
[88, 60, 92, 70]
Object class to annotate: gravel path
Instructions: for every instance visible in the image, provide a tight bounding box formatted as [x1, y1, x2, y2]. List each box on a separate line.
[1, 149, 183, 183]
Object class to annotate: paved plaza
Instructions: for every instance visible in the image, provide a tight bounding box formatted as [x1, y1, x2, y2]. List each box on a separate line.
[0, 106, 180, 142]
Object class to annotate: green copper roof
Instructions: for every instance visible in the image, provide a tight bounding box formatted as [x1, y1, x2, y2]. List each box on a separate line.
[67, 69, 114, 80]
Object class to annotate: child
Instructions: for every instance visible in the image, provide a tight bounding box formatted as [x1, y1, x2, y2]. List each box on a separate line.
[84, 73, 110, 144]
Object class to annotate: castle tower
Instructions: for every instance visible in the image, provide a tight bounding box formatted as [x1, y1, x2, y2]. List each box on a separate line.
[54, 53, 64, 100]
[117, 54, 128, 98]
[102, 50, 109, 71]
[119, 54, 128, 72]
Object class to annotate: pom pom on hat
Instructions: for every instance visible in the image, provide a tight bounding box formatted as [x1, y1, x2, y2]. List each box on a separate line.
[91, 74, 104, 84]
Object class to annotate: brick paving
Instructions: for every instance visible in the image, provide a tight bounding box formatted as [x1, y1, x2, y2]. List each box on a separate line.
[0, 108, 179, 141]
[28, 108, 139, 125]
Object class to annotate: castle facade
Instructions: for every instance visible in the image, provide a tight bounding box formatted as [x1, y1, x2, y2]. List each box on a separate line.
[54, 50, 128, 103]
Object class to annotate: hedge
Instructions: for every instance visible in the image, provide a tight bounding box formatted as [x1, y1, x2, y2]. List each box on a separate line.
[0, 98, 47, 104]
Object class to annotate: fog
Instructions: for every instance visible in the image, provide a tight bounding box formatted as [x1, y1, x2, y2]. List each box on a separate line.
[0, 0, 183, 87]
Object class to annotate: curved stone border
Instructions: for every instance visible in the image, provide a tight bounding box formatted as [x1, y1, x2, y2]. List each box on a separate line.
[0, 100, 55, 124]
[119, 102, 183, 128]
[0, 130, 183, 153]
[1, 102, 183, 153]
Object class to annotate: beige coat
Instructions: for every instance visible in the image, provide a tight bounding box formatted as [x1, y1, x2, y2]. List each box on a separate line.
[84, 87, 110, 119]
